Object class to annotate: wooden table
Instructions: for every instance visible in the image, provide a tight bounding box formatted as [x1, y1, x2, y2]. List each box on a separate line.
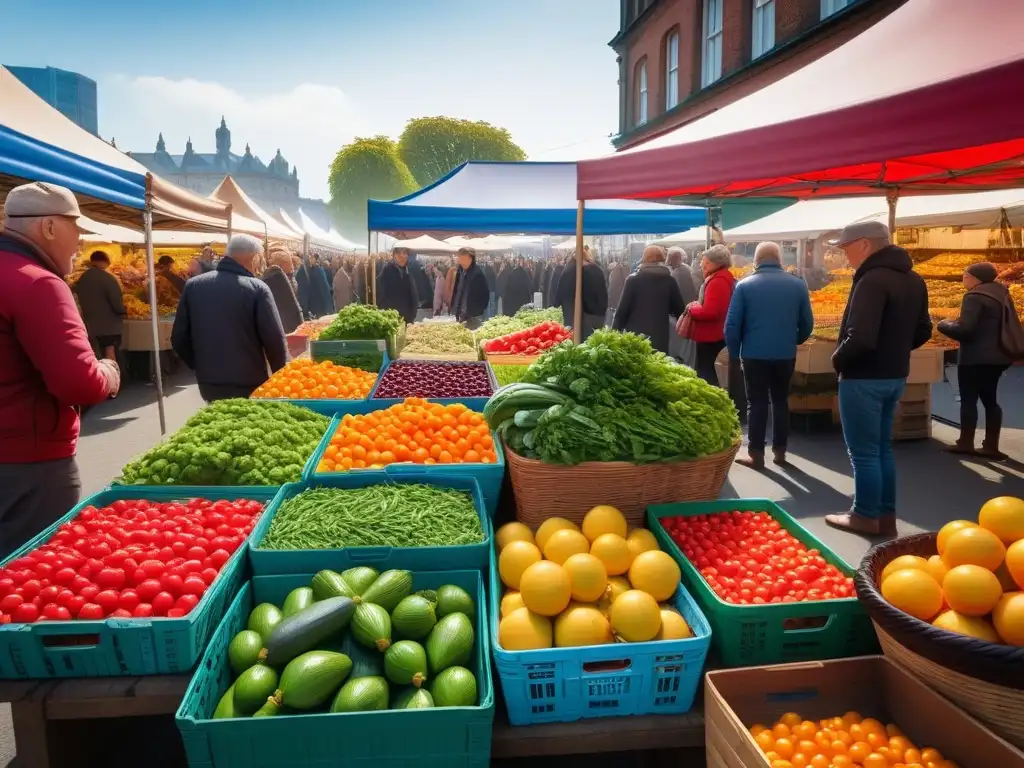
[0, 675, 705, 767]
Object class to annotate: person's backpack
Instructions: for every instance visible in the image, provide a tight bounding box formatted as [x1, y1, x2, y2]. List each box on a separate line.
[999, 294, 1024, 360]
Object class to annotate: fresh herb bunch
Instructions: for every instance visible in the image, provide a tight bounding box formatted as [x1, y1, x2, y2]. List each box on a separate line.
[120, 400, 330, 485]
[319, 304, 403, 342]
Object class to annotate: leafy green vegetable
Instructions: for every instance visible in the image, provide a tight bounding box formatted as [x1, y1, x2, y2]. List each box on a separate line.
[402, 322, 476, 355]
[119, 400, 330, 485]
[474, 307, 562, 344]
[491, 364, 531, 386]
[320, 304, 403, 342]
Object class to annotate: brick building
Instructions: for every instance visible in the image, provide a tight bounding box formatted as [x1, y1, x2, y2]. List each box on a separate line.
[610, 0, 906, 149]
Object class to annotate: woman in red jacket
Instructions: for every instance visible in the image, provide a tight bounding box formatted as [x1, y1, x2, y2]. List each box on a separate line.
[686, 245, 737, 385]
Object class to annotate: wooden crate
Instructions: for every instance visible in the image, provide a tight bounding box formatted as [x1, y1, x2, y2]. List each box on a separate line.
[902, 383, 931, 402]
[788, 393, 835, 412]
[795, 341, 836, 374]
[907, 347, 945, 384]
[121, 319, 173, 352]
[705, 656, 1024, 768]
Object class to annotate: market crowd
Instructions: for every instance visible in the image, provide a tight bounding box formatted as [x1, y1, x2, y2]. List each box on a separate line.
[1, 181, 1021, 561]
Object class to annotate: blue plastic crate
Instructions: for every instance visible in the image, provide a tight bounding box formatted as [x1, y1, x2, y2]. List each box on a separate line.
[176, 569, 494, 768]
[488, 549, 711, 725]
[368, 359, 497, 414]
[247, 473, 491, 576]
[0, 486, 277, 679]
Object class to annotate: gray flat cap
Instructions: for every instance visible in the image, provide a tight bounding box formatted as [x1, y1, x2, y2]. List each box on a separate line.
[837, 220, 890, 246]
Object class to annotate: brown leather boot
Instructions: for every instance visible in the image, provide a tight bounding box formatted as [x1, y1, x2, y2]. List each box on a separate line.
[736, 451, 765, 470]
[979, 425, 1008, 460]
[772, 448, 788, 465]
[824, 511, 884, 536]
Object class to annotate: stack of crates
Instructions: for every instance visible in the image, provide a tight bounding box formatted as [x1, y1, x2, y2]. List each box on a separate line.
[893, 383, 933, 440]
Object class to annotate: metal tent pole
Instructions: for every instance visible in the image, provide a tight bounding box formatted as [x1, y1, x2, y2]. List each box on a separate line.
[143, 210, 167, 435]
[572, 201, 585, 343]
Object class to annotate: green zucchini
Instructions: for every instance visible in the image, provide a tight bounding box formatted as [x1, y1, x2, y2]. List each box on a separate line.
[228, 630, 266, 673]
[277, 650, 352, 710]
[358, 570, 412, 612]
[384, 640, 428, 688]
[264, 596, 355, 666]
[252, 697, 280, 717]
[247, 603, 283, 638]
[513, 409, 547, 429]
[212, 685, 238, 719]
[233, 664, 279, 715]
[484, 383, 571, 427]
[352, 602, 392, 651]
[282, 587, 315, 617]
[341, 567, 379, 595]
[341, 632, 385, 677]
[311, 570, 356, 601]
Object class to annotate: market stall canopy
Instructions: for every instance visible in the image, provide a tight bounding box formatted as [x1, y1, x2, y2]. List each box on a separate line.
[367, 161, 705, 235]
[724, 198, 888, 242]
[0, 66, 230, 231]
[552, 238, 578, 251]
[576, 0, 1024, 201]
[391, 234, 457, 253]
[79, 217, 227, 246]
[651, 227, 721, 248]
[210, 176, 301, 241]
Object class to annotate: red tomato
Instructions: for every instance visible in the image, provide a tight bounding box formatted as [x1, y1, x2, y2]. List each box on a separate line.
[209, 550, 230, 569]
[53, 567, 76, 586]
[109, 609, 133, 618]
[79, 585, 100, 601]
[95, 568, 126, 590]
[139, 560, 165, 579]
[151, 592, 175, 616]
[0, 594, 24, 613]
[181, 577, 207, 597]
[12, 602, 39, 623]
[160, 574, 184, 596]
[42, 604, 71, 620]
[200, 568, 219, 586]
[136, 580, 162, 602]
[132, 603, 154, 618]
[118, 590, 140, 612]
[175, 594, 199, 614]
[66, 595, 87, 616]
[21, 580, 42, 598]
[166, 608, 185, 618]
[94, 590, 120, 615]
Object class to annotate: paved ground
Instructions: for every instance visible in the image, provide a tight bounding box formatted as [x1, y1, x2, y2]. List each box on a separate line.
[2, 374, 1022, 765]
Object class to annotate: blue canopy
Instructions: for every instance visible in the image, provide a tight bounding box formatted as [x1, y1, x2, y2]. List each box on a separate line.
[368, 161, 706, 235]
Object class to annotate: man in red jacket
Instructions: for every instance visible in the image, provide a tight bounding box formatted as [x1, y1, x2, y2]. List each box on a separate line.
[0, 182, 121, 558]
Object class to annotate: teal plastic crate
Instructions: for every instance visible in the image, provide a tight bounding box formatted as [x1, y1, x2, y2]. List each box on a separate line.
[0, 486, 277, 679]
[488, 550, 711, 725]
[247, 473, 491, 576]
[261, 354, 390, 417]
[305, 405, 505, 517]
[311, 337, 395, 362]
[176, 569, 494, 768]
[647, 499, 878, 668]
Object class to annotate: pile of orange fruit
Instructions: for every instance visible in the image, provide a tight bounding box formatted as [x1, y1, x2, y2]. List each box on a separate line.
[752, 711, 960, 767]
[881, 496, 1024, 646]
[316, 398, 498, 472]
[251, 359, 378, 400]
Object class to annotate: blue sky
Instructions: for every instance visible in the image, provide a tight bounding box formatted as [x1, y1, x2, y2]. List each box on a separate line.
[4, 0, 620, 199]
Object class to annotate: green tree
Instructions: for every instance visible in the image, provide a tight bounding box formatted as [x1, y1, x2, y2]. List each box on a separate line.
[398, 117, 527, 187]
[328, 136, 417, 232]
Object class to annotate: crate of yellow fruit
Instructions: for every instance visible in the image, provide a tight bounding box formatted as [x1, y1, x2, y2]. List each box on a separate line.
[855, 495, 1024, 750]
[489, 506, 711, 725]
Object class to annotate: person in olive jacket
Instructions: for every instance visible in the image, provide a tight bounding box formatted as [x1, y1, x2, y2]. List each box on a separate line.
[450, 247, 491, 329]
[938, 262, 1016, 460]
[613, 245, 685, 354]
[377, 247, 419, 324]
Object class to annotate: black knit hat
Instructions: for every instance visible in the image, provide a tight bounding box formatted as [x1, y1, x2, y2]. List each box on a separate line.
[966, 262, 998, 283]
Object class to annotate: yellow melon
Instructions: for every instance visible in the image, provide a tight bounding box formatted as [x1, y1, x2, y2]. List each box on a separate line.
[562, 553, 608, 603]
[553, 604, 612, 647]
[499, 607, 553, 650]
[936, 520, 978, 556]
[543, 528, 591, 565]
[581, 505, 627, 543]
[535, 518, 580, 551]
[495, 522, 535, 552]
[881, 569, 943, 621]
[993, 591, 1024, 646]
[626, 528, 660, 559]
[932, 609, 1001, 644]
[942, 527, 1006, 571]
[655, 609, 693, 640]
[519, 561, 572, 617]
[942, 565, 1003, 617]
[610, 590, 662, 642]
[881, 555, 930, 583]
[978, 496, 1024, 545]
[628, 550, 681, 601]
[500, 591, 526, 618]
[590, 533, 634, 576]
[498, 540, 542, 590]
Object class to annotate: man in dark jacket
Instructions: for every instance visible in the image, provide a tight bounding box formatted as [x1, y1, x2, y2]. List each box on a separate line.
[377, 248, 419, 324]
[826, 221, 932, 536]
[73, 250, 126, 360]
[556, 249, 608, 340]
[408, 253, 433, 316]
[262, 250, 304, 333]
[304, 253, 334, 318]
[172, 234, 288, 401]
[547, 259, 565, 309]
[451, 247, 491, 329]
[504, 259, 534, 316]
[725, 242, 813, 469]
[613, 246, 685, 354]
[481, 259, 498, 319]
[495, 260, 511, 315]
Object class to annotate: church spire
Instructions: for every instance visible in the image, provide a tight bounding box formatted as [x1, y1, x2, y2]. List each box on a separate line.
[156, 132, 166, 152]
[216, 116, 231, 159]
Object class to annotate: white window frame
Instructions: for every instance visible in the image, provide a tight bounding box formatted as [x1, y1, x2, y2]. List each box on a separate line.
[821, 0, 854, 19]
[637, 60, 648, 125]
[702, 0, 723, 87]
[666, 31, 680, 109]
[752, 0, 775, 59]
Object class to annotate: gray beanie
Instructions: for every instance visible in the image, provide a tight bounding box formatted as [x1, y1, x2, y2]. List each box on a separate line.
[966, 262, 998, 283]
[702, 244, 732, 268]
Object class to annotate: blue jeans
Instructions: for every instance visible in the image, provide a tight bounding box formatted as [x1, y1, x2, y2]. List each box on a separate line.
[838, 378, 905, 519]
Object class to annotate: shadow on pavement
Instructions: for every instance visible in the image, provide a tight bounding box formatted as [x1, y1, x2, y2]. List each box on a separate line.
[80, 374, 194, 438]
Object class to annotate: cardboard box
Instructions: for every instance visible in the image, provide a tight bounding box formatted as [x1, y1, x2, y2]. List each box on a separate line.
[705, 656, 1024, 768]
[788, 393, 835, 412]
[907, 347, 945, 384]
[121, 319, 173, 351]
[795, 341, 836, 375]
[901, 383, 931, 402]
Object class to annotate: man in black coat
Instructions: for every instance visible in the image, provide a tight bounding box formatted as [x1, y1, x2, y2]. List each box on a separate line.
[408, 252, 433, 314]
[481, 259, 498, 318]
[826, 221, 932, 537]
[172, 234, 288, 401]
[612, 245, 685, 354]
[504, 259, 534, 316]
[495, 259, 511, 315]
[451, 247, 491, 329]
[556, 249, 608, 340]
[377, 248, 419, 324]
[262, 250, 303, 333]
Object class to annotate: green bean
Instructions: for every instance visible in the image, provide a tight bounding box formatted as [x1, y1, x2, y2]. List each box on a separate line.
[257, 484, 484, 550]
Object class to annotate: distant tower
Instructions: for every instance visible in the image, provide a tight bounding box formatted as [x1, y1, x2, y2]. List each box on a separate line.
[215, 116, 231, 166]
[156, 132, 166, 152]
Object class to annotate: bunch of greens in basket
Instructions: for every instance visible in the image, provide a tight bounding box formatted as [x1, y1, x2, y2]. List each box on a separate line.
[319, 305, 403, 342]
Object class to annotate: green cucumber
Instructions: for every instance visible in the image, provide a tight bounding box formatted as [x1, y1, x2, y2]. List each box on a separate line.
[212, 685, 238, 719]
[341, 633, 385, 677]
[277, 650, 352, 710]
[384, 640, 428, 688]
[432, 666, 477, 707]
[436, 585, 475, 621]
[359, 570, 412, 612]
[352, 602, 392, 652]
[264, 596, 355, 666]
[393, 687, 434, 709]
[426, 612, 474, 673]
[341, 567, 379, 595]
[311, 570, 355, 600]
[233, 664, 279, 715]
[330, 676, 389, 713]
[282, 587, 315, 617]
[391, 595, 437, 641]
[247, 603, 283, 638]
[228, 630, 266, 674]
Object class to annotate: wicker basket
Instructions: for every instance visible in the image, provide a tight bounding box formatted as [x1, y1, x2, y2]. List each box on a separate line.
[505, 440, 740, 529]
[855, 533, 1024, 748]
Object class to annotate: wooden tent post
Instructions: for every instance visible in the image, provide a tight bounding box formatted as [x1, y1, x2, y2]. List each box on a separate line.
[143, 209, 167, 435]
[887, 189, 900, 243]
[573, 201, 585, 343]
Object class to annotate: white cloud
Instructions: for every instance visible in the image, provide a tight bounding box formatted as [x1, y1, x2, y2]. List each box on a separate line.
[100, 75, 368, 200]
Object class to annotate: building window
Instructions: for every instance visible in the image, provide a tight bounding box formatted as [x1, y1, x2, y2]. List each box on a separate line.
[752, 0, 775, 58]
[665, 31, 680, 109]
[821, 0, 854, 19]
[636, 59, 648, 125]
[702, 0, 723, 87]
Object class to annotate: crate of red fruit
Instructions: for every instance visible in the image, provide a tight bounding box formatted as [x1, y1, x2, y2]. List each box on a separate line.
[370, 360, 497, 413]
[482, 321, 570, 367]
[0, 486, 275, 679]
[647, 499, 877, 667]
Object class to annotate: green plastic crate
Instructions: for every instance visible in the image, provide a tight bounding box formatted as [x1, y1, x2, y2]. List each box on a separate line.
[176, 569, 494, 768]
[647, 499, 878, 668]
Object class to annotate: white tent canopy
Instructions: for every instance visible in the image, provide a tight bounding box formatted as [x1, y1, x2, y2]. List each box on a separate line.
[79, 218, 227, 246]
[211, 177, 302, 241]
[724, 199, 886, 242]
[651, 226, 718, 248]
[391, 234, 457, 253]
[861, 189, 1024, 229]
[552, 238, 577, 251]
